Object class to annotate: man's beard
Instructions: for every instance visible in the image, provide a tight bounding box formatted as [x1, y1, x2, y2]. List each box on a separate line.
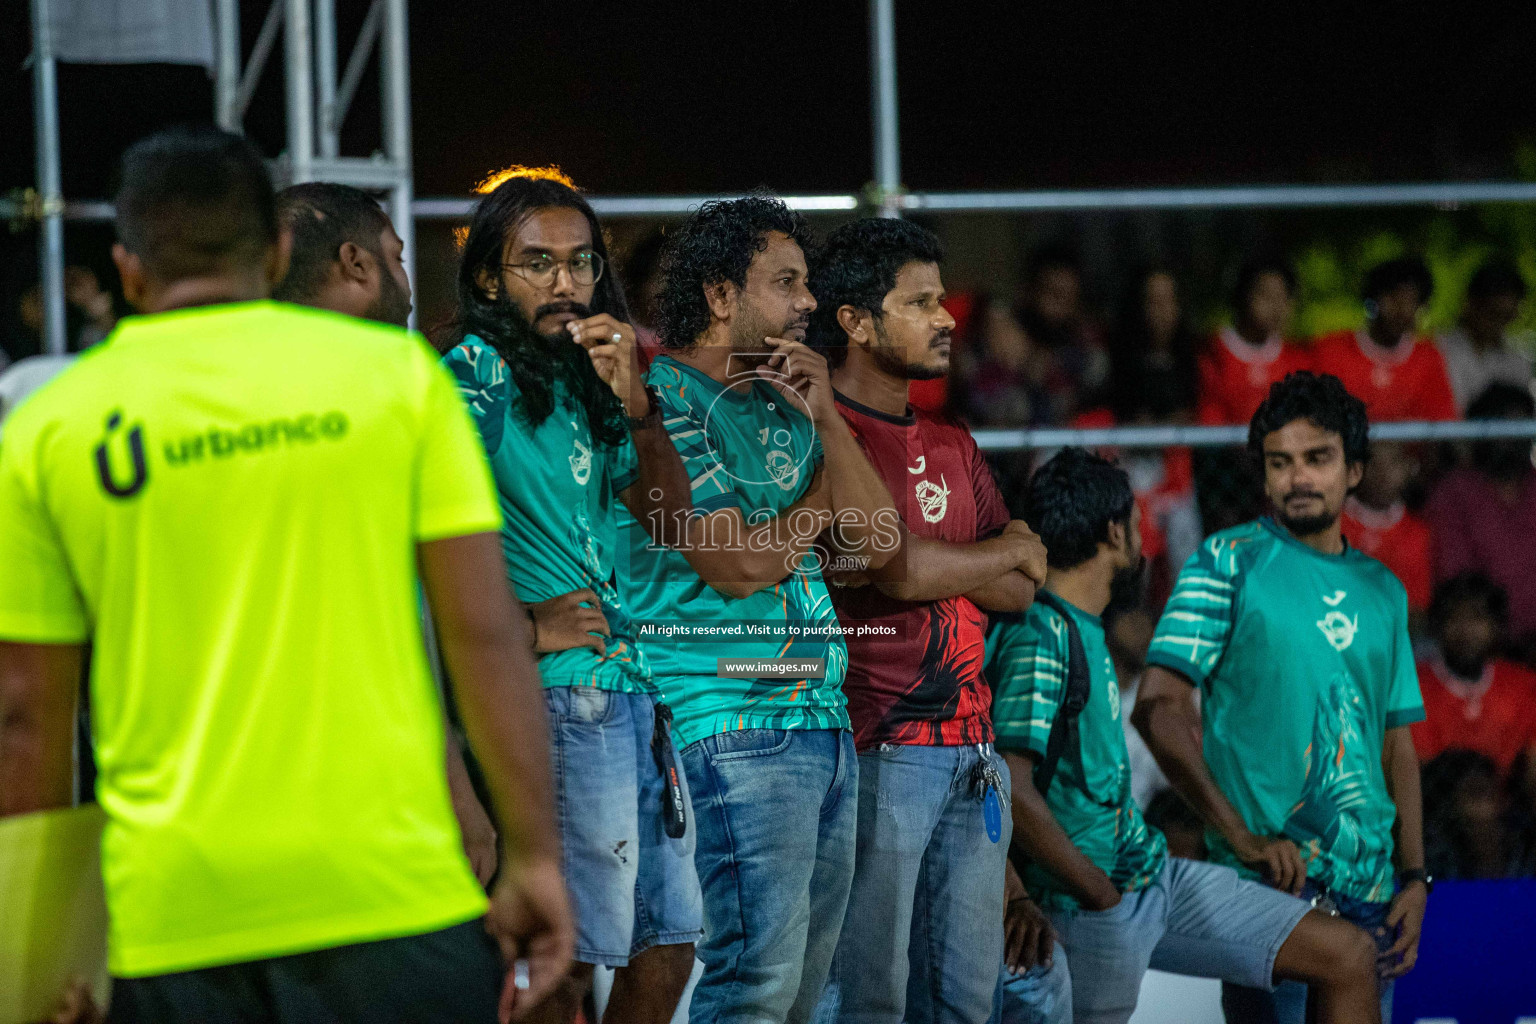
[1274, 491, 1340, 538]
[869, 322, 950, 381]
[1107, 555, 1148, 616]
[729, 302, 809, 374]
[532, 300, 594, 343]
[364, 269, 413, 328]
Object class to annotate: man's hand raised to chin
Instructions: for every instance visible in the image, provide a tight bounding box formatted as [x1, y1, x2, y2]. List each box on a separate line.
[756, 336, 837, 423]
[568, 314, 647, 417]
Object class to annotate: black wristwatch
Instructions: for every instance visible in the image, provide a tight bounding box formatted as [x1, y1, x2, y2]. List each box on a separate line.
[1397, 868, 1433, 894]
[628, 385, 663, 431]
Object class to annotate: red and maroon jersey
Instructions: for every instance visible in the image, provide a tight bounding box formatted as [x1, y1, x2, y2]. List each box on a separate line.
[1310, 330, 1458, 422]
[831, 391, 1011, 750]
[1195, 328, 1313, 425]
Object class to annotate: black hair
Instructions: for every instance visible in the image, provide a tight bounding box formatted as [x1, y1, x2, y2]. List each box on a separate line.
[1231, 257, 1297, 311]
[1466, 381, 1536, 420]
[1025, 447, 1135, 570]
[1026, 242, 1082, 287]
[1466, 258, 1528, 303]
[450, 171, 628, 447]
[1429, 572, 1509, 633]
[808, 218, 944, 369]
[114, 124, 277, 283]
[654, 194, 814, 350]
[1248, 371, 1370, 467]
[272, 182, 392, 304]
[1362, 256, 1434, 304]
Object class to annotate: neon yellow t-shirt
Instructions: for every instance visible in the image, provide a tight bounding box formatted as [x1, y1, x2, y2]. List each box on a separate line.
[0, 301, 499, 977]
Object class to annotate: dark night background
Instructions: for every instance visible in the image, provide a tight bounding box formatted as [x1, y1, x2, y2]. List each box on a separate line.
[6, 1, 1536, 329]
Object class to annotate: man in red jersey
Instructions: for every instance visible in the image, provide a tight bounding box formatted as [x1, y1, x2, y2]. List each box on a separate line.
[1311, 258, 1457, 422]
[1413, 574, 1536, 774]
[1197, 259, 1311, 425]
[807, 218, 1049, 1024]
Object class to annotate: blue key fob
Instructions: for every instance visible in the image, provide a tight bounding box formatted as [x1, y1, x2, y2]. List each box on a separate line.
[983, 786, 1003, 843]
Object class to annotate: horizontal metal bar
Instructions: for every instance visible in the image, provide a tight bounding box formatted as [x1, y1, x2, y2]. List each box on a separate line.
[306, 156, 409, 189]
[414, 193, 860, 220]
[973, 419, 1536, 452]
[908, 181, 1536, 214]
[34, 180, 1536, 226]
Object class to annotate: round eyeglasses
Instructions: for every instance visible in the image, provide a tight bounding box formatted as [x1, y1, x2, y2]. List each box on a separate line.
[502, 251, 605, 289]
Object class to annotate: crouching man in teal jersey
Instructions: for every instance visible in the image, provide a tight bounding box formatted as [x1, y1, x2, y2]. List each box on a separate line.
[1136, 371, 1428, 1024]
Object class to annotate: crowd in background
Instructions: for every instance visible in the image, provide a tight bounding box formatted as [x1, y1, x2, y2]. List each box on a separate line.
[7, 233, 1536, 896]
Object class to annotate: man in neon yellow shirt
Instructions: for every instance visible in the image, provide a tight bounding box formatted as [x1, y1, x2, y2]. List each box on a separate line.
[0, 126, 572, 1023]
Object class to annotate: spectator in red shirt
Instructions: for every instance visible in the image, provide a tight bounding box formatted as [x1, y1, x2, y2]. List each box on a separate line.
[1341, 441, 1432, 622]
[1197, 258, 1310, 425]
[1427, 383, 1536, 654]
[1412, 573, 1536, 774]
[1312, 257, 1458, 422]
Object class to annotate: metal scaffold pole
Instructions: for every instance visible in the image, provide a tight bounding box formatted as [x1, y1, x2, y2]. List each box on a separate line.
[869, 0, 901, 218]
[380, 0, 416, 328]
[29, 0, 68, 356]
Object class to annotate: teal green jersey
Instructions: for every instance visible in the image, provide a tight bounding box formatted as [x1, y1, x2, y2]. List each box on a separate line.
[1146, 517, 1425, 902]
[988, 596, 1167, 911]
[444, 336, 650, 693]
[619, 354, 849, 749]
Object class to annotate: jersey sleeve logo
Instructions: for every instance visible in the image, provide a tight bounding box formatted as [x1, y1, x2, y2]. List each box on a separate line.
[95, 411, 149, 499]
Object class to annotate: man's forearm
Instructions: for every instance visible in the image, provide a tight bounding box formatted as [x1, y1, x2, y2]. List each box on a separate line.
[964, 569, 1036, 613]
[624, 422, 695, 547]
[0, 642, 82, 817]
[1385, 726, 1424, 872]
[1132, 669, 1251, 846]
[870, 533, 1028, 604]
[1002, 751, 1119, 908]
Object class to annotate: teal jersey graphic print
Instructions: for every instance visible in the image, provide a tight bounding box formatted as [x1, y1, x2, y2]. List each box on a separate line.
[988, 597, 1167, 911]
[444, 335, 650, 693]
[1147, 518, 1425, 902]
[618, 355, 848, 749]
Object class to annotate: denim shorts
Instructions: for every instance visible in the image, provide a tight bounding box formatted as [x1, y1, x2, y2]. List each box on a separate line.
[546, 686, 703, 967]
[1050, 857, 1312, 1024]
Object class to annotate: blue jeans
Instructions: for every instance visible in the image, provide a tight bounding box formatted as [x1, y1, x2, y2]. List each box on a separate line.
[682, 728, 859, 1024]
[546, 687, 704, 966]
[1220, 881, 1394, 1024]
[993, 942, 1072, 1024]
[817, 743, 1012, 1024]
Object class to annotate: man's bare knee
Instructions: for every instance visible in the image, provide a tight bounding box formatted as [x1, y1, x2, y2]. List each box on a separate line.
[1274, 911, 1376, 987]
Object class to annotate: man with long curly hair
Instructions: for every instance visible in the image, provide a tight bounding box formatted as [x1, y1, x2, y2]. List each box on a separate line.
[443, 167, 700, 1024]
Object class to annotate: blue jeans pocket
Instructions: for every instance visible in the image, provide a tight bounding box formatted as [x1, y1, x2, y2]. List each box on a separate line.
[708, 728, 794, 762]
[548, 685, 615, 726]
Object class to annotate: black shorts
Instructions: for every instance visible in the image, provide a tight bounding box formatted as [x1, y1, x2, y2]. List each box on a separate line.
[106, 919, 501, 1024]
